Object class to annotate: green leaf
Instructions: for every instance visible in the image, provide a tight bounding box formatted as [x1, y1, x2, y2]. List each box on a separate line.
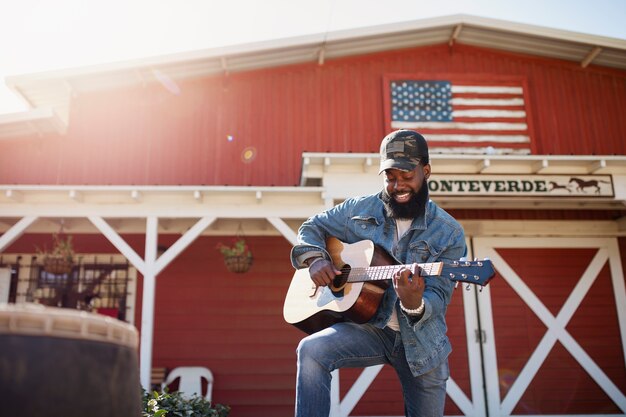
[142, 387, 230, 417]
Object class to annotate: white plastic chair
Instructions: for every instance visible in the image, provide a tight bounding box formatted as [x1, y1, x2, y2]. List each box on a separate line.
[163, 366, 214, 401]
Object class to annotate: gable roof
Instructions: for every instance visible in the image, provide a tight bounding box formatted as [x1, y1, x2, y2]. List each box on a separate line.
[2, 13, 625, 138]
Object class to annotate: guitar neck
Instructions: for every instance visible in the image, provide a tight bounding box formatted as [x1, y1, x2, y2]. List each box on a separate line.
[346, 262, 443, 283]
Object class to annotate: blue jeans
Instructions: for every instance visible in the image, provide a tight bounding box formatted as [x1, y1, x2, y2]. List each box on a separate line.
[295, 322, 449, 417]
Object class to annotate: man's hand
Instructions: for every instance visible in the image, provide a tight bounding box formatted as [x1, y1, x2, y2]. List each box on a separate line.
[308, 258, 342, 287]
[393, 264, 425, 309]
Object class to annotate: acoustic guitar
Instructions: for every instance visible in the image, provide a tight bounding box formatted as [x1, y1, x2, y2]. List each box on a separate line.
[283, 237, 495, 334]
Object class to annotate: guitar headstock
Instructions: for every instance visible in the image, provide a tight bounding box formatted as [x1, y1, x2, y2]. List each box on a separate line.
[441, 259, 495, 287]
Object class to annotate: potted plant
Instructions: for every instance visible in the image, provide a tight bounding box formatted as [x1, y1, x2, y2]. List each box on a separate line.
[216, 238, 253, 273]
[143, 389, 230, 417]
[37, 233, 76, 275]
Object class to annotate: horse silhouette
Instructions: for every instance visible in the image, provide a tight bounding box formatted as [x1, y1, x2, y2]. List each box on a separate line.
[548, 181, 570, 192]
[569, 177, 610, 194]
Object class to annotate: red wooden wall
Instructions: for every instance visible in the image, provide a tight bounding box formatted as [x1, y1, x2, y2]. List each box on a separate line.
[141, 236, 299, 417]
[1, 43, 625, 186]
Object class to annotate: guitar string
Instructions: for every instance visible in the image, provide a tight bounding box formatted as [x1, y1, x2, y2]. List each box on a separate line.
[336, 261, 490, 284]
[343, 263, 440, 283]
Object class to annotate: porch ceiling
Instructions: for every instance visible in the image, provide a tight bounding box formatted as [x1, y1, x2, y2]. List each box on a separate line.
[0, 154, 625, 237]
[0, 186, 328, 235]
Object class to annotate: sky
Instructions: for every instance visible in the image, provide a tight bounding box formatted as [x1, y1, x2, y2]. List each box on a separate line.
[1, 0, 625, 115]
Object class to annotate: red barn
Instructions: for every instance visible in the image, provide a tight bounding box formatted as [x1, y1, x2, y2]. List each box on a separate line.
[1, 15, 625, 417]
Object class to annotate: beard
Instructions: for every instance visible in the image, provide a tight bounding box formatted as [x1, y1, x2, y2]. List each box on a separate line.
[381, 178, 429, 220]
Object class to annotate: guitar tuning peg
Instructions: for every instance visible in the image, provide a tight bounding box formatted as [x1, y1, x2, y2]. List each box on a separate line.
[478, 285, 484, 293]
[454, 281, 459, 289]
[474, 257, 478, 261]
[465, 283, 471, 291]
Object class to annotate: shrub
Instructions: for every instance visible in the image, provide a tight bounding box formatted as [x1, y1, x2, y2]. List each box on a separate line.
[142, 389, 230, 417]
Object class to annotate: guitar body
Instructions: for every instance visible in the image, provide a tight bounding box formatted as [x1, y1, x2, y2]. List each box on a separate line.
[283, 238, 397, 334]
[284, 237, 494, 334]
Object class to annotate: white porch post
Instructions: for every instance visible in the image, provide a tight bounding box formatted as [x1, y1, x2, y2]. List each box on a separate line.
[141, 216, 216, 388]
[140, 216, 158, 390]
[330, 369, 341, 417]
[89, 215, 216, 390]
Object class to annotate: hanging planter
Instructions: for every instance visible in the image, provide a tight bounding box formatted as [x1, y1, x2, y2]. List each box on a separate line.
[43, 256, 74, 275]
[38, 233, 75, 275]
[216, 238, 253, 273]
[223, 253, 253, 273]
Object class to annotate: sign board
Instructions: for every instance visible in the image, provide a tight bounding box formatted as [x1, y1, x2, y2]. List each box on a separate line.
[428, 175, 614, 197]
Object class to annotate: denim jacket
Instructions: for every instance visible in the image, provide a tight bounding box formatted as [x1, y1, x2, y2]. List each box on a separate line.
[290, 191, 466, 376]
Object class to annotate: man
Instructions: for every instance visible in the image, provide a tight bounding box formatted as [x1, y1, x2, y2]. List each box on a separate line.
[290, 129, 466, 417]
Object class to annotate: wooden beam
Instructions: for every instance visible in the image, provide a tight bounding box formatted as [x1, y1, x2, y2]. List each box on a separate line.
[267, 217, 298, 245]
[0, 216, 38, 252]
[221, 57, 229, 76]
[88, 216, 147, 276]
[5, 189, 23, 202]
[69, 189, 83, 202]
[449, 24, 463, 46]
[154, 216, 216, 275]
[318, 45, 326, 66]
[581, 46, 602, 68]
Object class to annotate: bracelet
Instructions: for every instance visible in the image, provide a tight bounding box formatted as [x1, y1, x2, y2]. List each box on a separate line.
[400, 299, 425, 316]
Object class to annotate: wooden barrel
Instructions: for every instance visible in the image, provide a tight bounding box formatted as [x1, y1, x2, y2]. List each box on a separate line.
[0, 303, 141, 417]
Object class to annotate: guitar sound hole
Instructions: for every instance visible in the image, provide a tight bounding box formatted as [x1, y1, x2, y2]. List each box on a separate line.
[330, 264, 350, 295]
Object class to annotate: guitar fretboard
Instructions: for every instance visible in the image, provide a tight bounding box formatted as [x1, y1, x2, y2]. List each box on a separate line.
[346, 262, 443, 283]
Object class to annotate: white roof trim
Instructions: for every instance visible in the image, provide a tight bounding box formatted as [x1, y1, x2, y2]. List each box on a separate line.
[0, 107, 66, 137]
[6, 14, 624, 84]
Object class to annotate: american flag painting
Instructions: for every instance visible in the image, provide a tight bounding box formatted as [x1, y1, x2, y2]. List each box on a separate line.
[385, 77, 533, 154]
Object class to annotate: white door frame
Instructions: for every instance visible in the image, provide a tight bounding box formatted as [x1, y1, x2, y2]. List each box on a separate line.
[473, 237, 626, 417]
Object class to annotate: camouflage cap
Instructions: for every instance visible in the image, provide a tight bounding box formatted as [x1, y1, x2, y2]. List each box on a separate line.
[378, 130, 429, 174]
